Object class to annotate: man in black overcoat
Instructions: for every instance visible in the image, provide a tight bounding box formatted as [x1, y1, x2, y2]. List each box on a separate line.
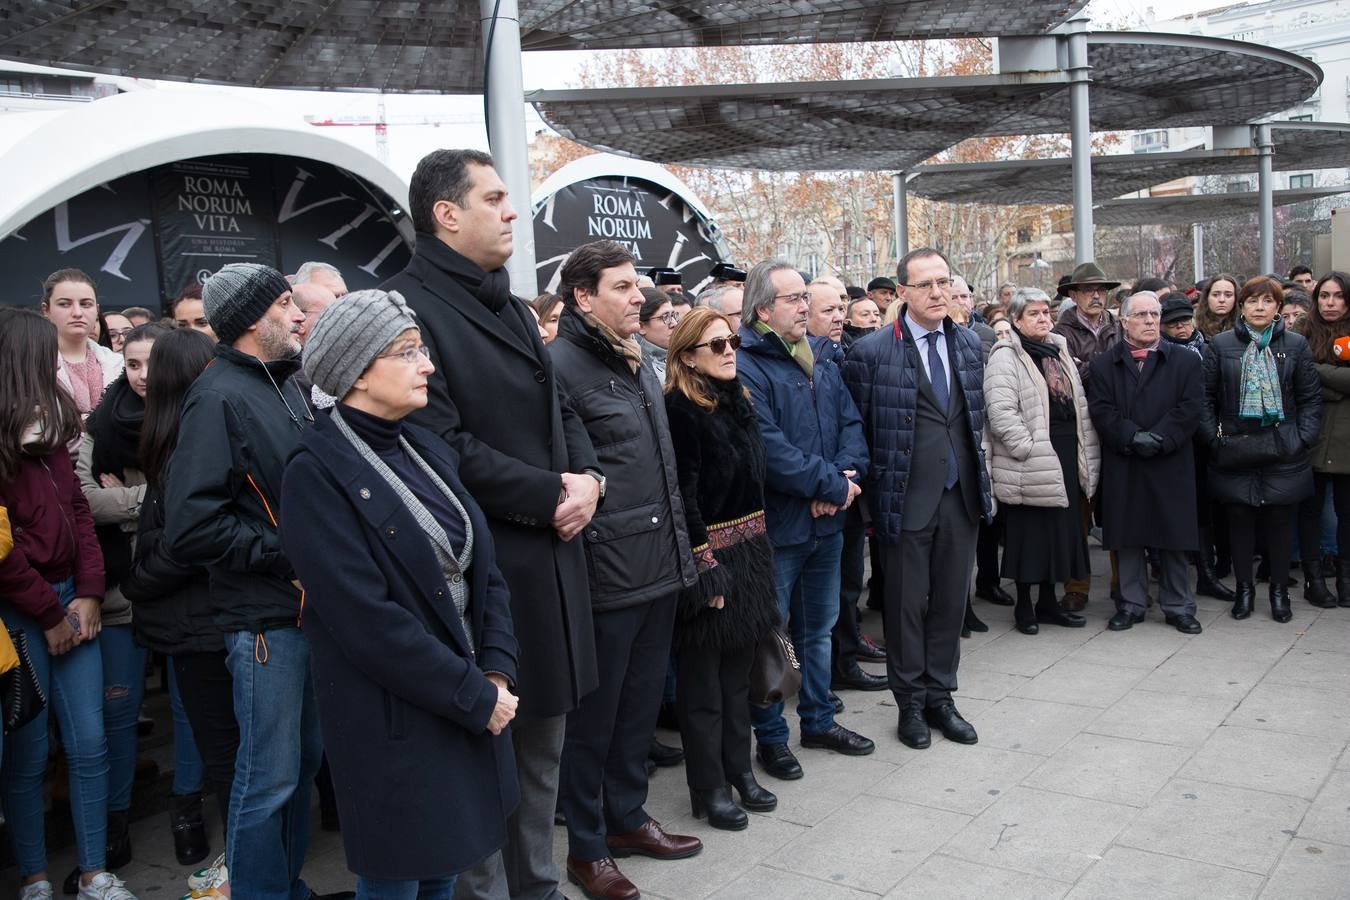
[383, 149, 602, 900]
[1087, 291, 1205, 635]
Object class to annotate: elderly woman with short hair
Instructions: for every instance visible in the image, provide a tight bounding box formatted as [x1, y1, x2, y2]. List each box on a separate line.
[983, 288, 1101, 634]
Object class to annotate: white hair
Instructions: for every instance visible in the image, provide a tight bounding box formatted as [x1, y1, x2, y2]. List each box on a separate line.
[294, 261, 343, 285]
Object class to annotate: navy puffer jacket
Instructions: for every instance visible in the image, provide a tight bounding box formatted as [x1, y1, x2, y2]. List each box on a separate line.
[841, 310, 993, 544]
[735, 325, 869, 547]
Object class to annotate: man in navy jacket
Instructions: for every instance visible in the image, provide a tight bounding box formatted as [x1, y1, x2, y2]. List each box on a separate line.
[737, 260, 875, 782]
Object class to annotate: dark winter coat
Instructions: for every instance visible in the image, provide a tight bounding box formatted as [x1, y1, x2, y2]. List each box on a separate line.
[122, 480, 220, 656]
[1200, 319, 1321, 507]
[163, 342, 310, 635]
[1310, 361, 1350, 475]
[280, 412, 519, 880]
[1054, 306, 1120, 384]
[548, 309, 696, 611]
[383, 234, 599, 719]
[664, 379, 779, 652]
[736, 325, 869, 547]
[0, 446, 103, 629]
[840, 311, 994, 544]
[1087, 340, 1203, 551]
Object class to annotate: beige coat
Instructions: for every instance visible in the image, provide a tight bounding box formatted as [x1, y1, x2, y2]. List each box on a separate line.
[76, 435, 146, 628]
[984, 331, 1100, 508]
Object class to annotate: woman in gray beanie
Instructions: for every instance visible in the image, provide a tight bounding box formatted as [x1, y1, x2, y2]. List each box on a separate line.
[278, 289, 522, 895]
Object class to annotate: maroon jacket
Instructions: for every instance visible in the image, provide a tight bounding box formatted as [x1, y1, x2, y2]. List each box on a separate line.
[0, 446, 104, 629]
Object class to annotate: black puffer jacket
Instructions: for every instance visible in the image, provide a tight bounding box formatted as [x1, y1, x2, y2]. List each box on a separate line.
[1201, 317, 1322, 507]
[164, 343, 311, 634]
[550, 309, 696, 611]
[122, 481, 220, 655]
[665, 379, 779, 652]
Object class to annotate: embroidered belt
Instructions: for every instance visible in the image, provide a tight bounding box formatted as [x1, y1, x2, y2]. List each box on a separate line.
[702, 510, 766, 551]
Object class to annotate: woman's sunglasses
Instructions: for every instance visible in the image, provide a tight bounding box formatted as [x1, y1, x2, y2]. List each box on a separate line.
[692, 334, 742, 354]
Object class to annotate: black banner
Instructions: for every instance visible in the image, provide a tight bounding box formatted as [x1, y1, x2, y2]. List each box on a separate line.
[534, 175, 723, 296]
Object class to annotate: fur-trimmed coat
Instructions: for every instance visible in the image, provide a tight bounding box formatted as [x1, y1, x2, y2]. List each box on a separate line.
[664, 378, 779, 652]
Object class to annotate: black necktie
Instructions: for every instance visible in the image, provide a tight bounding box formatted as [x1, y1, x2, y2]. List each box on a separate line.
[927, 332, 958, 490]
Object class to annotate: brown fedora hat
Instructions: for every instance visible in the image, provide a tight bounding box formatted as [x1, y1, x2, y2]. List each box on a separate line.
[1062, 261, 1121, 291]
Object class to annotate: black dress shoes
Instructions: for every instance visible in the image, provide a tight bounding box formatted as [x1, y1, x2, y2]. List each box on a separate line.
[925, 701, 978, 744]
[858, 634, 888, 661]
[1107, 609, 1145, 631]
[756, 742, 804, 780]
[801, 723, 876, 756]
[963, 603, 989, 634]
[1164, 613, 1203, 634]
[1035, 603, 1086, 628]
[897, 704, 932, 749]
[975, 583, 1015, 606]
[728, 771, 778, 812]
[832, 667, 888, 692]
[829, 691, 845, 714]
[649, 738, 685, 768]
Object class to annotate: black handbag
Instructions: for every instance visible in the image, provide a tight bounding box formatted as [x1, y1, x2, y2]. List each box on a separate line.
[2, 628, 46, 733]
[749, 629, 801, 707]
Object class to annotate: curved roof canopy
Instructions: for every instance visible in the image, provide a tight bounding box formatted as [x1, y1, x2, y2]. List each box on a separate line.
[908, 122, 1350, 205]
[1094, 186, 1350, 226]
[0, 90, 412, 243]
[0, 0, 1086, 94]
[530, 33, 1320, 172]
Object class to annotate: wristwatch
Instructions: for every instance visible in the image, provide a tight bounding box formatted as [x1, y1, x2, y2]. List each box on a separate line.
[585, 469, 606, 500]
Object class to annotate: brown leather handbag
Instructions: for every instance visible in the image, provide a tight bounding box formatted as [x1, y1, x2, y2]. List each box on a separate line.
[749, 629, 801, 707]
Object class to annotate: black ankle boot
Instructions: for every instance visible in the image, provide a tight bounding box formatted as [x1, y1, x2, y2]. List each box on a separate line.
[1338, 558, 1350, 608]
[728, 771, 777, 812]
[1232, 582, 1256, 620]
[1270, 583, 1293, 623]
[1303, 559, 1338, 608]
[172, 791, 210, 865]
[690, 785, 748, 831]
[962, 600, 988, 636]
[1014, 590, 1038, 635]
[107, 808, 132, 868]
[1194, 544, 1236, 602]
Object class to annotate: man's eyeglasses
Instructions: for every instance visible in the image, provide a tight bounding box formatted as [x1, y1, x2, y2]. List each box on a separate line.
[378, 344, 432, 364]
[692, 334, 742, 354]
[774, 292, 811, 307]
[902, 278, 953, 293]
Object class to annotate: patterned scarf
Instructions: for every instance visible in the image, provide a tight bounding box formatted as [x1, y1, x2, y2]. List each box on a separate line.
[582, 311, 643, 374]
[752, 320, 814, 379]
[1237, 320, 1285, 426]
[1016, 329, 1072, 406]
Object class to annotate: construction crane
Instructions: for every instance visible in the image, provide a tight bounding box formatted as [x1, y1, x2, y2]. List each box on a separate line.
[306, 96, 480, 164]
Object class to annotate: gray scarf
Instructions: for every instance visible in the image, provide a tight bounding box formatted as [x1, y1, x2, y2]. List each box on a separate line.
[331, 408, 476, 649]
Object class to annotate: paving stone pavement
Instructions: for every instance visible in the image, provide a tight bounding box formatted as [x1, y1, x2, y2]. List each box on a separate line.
[6, 548, 1350, 898]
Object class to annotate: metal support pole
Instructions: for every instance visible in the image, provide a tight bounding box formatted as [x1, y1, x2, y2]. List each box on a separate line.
[1256, 123, 1275, 275]
[1066, 18, 1094, 265]
[893, 172, 909, 260]
[1192, 222, 1205, 284]
[480, 0, 537, 296]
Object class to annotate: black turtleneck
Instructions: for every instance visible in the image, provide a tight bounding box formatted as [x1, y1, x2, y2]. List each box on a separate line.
[341, 404, 467, 556]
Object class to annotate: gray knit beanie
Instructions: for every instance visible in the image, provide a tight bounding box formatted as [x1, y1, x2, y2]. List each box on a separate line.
[202, 263, 292, 345]
[303, 289, 420, 400]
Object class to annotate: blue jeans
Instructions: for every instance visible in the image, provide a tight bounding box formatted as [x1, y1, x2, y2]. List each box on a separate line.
[0, 580, 109, 876]
[100, 624, 146, 812]
[752, 533, 843, 744]
[356, 875, 456, 899]
[167, 664, 206, 795]
[224, 628, 324, 900]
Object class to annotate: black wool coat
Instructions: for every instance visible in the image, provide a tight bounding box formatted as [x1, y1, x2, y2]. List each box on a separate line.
[664, 379, 779, 652]
[1200, 318, 1321, 508]
[383, 235, 599, 719]
[1087, 340, 1203, 551]
[280, 414, 520, 880]
[548, 310, 696, 611]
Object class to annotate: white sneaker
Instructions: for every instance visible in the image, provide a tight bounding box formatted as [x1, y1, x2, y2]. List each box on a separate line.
[187, 853, 227, 891]
[19, 882, 55, 900]
[75, 872, 138, 900]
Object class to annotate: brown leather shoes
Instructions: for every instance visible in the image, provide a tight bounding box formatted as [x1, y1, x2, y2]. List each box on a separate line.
[1060, 591, 1089, 612]
[605, 818, 703, 860]
[566, 856, 640, 900]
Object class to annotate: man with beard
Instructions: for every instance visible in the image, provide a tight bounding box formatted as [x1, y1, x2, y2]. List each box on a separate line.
[164, 263, 334, 900]
[382, 149, 601, 900]
[1053, 261, 1122, 612]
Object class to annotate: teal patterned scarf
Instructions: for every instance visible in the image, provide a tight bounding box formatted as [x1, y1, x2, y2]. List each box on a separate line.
[1237, 321, 1284, 426]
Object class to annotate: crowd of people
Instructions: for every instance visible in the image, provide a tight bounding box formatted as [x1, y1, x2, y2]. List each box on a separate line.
[1, 145, 1347, 900]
